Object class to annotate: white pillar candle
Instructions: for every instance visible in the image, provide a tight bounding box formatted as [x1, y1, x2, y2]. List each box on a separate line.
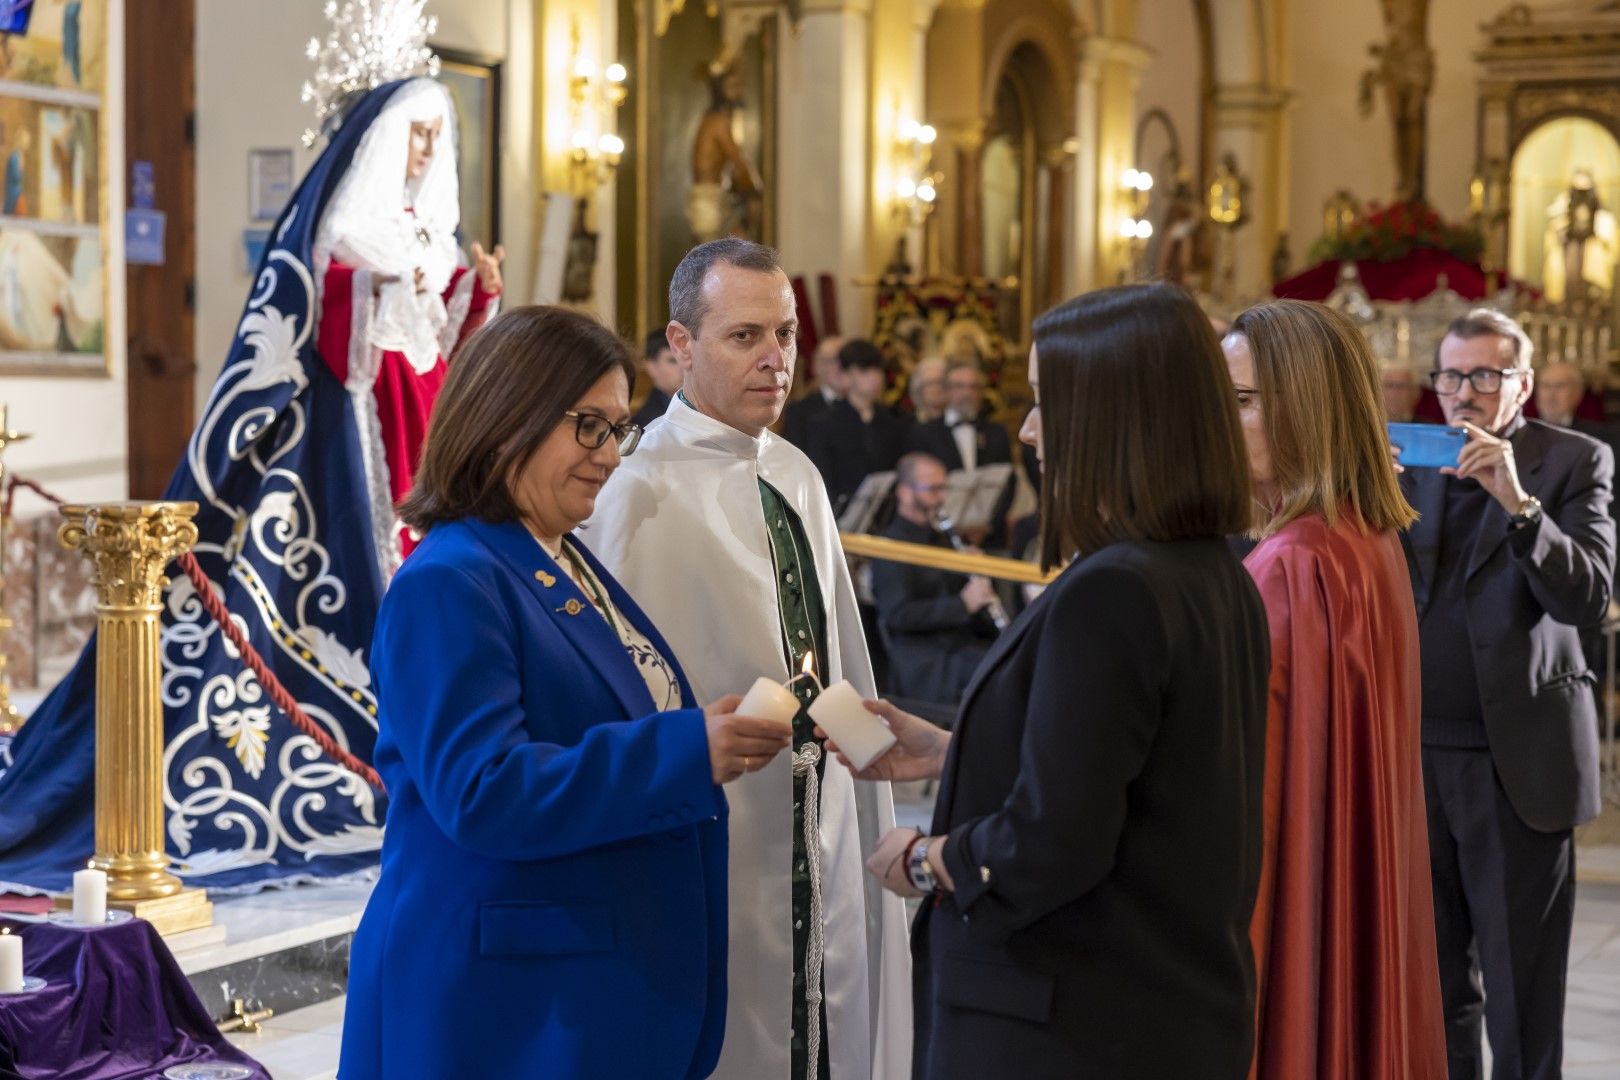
[737, 676, 802, 726]
[0, 932, 21, 993]
[72, 867, 107, 925]
[807, 681, 897, 772]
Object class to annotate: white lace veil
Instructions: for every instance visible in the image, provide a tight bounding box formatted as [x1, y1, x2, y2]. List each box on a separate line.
[313, 78, 461, 373]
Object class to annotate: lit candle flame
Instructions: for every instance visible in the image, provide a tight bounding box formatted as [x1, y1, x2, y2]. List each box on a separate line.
[787, 650, 824, 694]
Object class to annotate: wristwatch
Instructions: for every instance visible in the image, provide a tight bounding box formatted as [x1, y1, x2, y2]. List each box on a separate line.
[906, 836, 938, 893]
[1509, 495, 1543, 530]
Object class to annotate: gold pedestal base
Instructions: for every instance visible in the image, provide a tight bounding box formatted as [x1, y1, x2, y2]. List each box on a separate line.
[55, 886, 214, 936]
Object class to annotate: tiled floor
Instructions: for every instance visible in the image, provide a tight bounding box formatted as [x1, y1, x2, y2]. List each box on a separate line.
[227, 995, 343, 1080]
[231, 786, 1620, 1080]
[237, 880, 1620, 1080]
[1565, 882, 1620, 1078]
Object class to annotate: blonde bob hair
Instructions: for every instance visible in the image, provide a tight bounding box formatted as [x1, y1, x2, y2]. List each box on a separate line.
[1229, 299, 1418, 539]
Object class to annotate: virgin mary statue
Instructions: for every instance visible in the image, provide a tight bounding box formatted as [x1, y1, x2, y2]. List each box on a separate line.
[0, 69, 501, 894]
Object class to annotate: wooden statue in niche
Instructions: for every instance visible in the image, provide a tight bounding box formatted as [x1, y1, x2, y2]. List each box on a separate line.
[687, 62, 761, 242]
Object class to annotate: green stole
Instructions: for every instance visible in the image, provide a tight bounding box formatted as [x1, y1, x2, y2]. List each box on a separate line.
[758, 477, 832, 1080]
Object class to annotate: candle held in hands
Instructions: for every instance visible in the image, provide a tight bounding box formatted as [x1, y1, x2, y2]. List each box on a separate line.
[0, 930, 20, 993]
[738, 676, 801, 725]
[808, 681, 897, 772]
[72, 867, 107, 925]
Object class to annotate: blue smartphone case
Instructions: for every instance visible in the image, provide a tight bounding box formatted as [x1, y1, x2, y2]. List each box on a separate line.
[1388, 422, 1465, 469]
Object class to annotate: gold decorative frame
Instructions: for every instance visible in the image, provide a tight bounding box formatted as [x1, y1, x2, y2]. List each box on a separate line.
[0, 0, 111, 377]
[618, 0, 777, 339]
[1475, 3, 1620, 309]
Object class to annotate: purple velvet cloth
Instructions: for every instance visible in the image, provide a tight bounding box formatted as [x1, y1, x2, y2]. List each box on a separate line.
[0, 916, 269, 1080]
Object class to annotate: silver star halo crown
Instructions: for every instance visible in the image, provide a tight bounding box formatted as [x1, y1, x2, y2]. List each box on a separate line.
[300, 0, 442, 146]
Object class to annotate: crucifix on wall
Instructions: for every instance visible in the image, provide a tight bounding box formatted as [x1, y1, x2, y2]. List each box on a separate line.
[1359, 0, 1433, 204]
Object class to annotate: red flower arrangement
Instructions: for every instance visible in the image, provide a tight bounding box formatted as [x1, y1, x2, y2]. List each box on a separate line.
[1308, 200, 1483, 265]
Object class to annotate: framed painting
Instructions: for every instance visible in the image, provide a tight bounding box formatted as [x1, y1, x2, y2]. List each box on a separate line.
[618, 0, 777, 336]
[433, 47, 501, 251]
[0, 0, 109, 376]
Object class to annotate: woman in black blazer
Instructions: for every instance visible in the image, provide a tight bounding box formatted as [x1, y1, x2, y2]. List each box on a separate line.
[831, 284, 1272, 1079]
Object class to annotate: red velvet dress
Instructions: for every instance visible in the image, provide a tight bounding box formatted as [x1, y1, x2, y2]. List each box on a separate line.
[1243, 513, 1446, 1080]
[315, 260, 497, 559]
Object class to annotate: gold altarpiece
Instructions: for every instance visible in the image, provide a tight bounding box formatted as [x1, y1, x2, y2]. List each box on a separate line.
[1474, 1, 1620, 366]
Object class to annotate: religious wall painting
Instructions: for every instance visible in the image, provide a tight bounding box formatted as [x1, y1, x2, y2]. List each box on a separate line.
[1507, 116, 1620, 304]
[628, 0, 776, 332]
[0, 0, 106, 376]
[434, 47, 501, 249]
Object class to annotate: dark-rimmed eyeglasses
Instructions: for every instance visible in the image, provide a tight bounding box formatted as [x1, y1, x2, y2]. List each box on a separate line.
[563, 411, 642, 455]
[1428, 368, 1527, 395]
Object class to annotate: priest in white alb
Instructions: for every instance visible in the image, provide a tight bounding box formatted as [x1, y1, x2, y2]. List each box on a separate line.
[584, 238, 911, 1080]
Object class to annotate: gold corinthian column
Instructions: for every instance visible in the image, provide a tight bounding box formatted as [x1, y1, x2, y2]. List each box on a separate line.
[58, 501, 213, 935]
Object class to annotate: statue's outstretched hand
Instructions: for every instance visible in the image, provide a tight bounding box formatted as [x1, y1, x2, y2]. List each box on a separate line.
[471, 241, 505, 294]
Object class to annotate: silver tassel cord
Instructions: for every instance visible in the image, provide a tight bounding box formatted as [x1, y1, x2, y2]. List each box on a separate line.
[792, 741, 825, 1080]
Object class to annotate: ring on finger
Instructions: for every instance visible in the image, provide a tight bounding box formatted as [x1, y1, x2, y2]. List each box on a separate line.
[743, 755, 754, 772]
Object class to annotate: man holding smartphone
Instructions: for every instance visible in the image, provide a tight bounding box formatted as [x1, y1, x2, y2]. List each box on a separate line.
[1399, 308, 1614, 1079]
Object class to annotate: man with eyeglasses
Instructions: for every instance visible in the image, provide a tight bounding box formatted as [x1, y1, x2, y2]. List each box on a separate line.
[870, 453, 1000, 711]
[1398, 307, 1614, 1080]
[585, 238, 912, 1080]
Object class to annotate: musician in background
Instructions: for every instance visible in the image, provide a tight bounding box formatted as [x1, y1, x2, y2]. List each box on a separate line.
[870, 453, 1002, 707]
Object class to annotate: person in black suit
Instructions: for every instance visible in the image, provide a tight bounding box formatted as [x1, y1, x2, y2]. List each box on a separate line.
[907, 358, 1012, 472]
[828, 283, 1270, 1079]
[870, 452, 1000, 703]
[630, 328, 683, 429]
[1401, 310, 1614, 1080]
[1536, 358, 1620, 464]
[805, 338, 911, 514]
[777, 335, 845, 448]
[1535, 358, 1620, 676]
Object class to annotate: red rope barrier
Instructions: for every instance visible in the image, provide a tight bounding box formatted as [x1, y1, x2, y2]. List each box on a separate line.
[4, 474, 385, 793]
[175, 551, 385, 792]
[3, 475, 64, 518]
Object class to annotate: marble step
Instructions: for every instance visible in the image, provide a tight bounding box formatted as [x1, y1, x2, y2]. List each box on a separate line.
[174, 879, 372, 1025]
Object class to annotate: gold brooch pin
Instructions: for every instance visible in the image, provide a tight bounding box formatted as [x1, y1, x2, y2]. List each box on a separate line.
[534, 570, 556, 587]
[558, 599, 584, 616]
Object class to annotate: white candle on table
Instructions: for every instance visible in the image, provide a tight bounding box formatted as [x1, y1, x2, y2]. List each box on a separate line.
[72, 867, 107, 925]
[737, 676, 802, 726]
[808, 680, 897, 772]
[0, 931, 21, 993]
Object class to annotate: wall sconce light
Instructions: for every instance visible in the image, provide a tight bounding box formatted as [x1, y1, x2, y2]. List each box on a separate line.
[894, 118, 942, 226]
[1468, 158, 1510, 288]
[1207, 153, 1249, 228]
[1119, 166, 1155, 242]
[1468, 159, 1508, 221]
[1119, 167, 1154, 281]
[567, 22, 628, 198]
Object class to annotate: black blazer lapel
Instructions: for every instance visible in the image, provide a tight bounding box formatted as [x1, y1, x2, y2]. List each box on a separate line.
[1467, 423, 1547, 581]
[1406, 468, 1447, 610]
[954, 571, 1056, 718]
[934, 563, 1071, 829]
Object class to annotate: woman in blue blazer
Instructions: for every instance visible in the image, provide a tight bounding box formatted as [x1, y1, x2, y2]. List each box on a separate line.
[338, 306, 794, 1079]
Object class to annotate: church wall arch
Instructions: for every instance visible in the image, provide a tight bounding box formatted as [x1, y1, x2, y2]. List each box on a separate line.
[1133, 1, 1210, 285]
[924, 0, 1076, 299]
